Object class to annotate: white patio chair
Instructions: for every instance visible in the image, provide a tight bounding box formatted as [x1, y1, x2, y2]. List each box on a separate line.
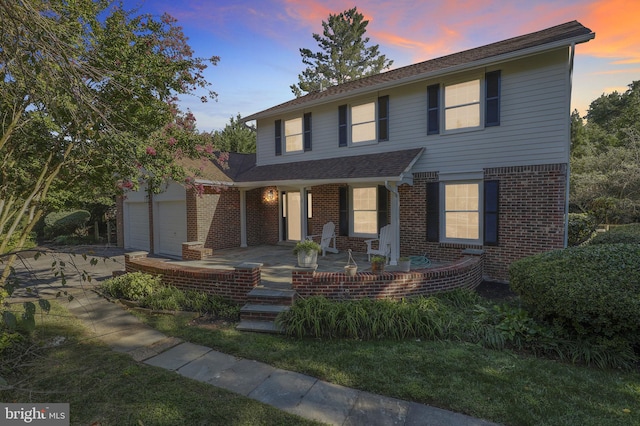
[306, 221, 339, 256]
[365, 224, 392, 263]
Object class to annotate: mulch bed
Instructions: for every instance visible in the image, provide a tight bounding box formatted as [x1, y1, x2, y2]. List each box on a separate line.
[475, 281, 518, 302]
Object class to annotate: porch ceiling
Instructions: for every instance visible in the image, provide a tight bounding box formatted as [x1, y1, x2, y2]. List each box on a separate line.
[234, 148, 424, 187]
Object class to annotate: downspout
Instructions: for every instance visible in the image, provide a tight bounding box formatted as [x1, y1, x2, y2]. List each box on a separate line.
[385, 180, 399, 265]
[565, 43, 576, 248]
[240, 189, 247, 247]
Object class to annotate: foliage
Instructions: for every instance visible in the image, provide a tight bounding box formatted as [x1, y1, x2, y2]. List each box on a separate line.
[567, 212, 597, 246]
[290, 7, 393, 97]
[588, 223, 640, 245]
[0, 232, 36, 254]
[0, 0, 221, 292]
[508, 244, 640, 346]
[570, 81, 640, 223]
[100, 272, 162, 301]
[43, 210, 91, 239]
[292, 240, 321, 255]
[211, 114, 256, 153]
[370, 255, 386, 265]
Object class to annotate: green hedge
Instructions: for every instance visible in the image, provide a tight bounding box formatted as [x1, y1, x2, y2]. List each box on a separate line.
[509, 244, 640, 342]
[567, 213, 597, 246]
[43, 210, 90, 238]
[588, 223, 640, 245]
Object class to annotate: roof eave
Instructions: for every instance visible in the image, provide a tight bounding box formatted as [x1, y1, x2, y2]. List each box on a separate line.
[245, 32, 594, 122]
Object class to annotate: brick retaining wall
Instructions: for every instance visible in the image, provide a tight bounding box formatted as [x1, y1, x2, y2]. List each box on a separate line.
[124, 251, 259, 304]
[292, 251, 484, 301]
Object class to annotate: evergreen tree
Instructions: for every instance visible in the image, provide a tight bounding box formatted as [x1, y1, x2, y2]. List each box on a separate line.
[290, 7, 393, 97]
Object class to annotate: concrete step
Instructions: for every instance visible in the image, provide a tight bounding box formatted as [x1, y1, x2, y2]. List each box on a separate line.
[236, 319, 283, 334]
[247, 287, 297, 306]
[240, 303, 290, 321]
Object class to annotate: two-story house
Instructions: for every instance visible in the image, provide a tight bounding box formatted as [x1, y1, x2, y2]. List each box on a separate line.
[118, 21, 594, 282]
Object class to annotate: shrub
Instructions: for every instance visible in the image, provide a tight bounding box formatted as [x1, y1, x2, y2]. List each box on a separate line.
[567, 213, 597, 246]
[100, 272, 162, 301]
[43, 210, 91, 239]
[588, 223, 640, 245]
[508, 244, 640, 344]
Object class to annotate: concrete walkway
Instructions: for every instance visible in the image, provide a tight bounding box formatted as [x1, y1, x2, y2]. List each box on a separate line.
[10, 246, 498, 425]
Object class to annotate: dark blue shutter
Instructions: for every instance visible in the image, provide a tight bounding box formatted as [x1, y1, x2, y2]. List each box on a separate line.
[338, 105, 348, 147]
[485, 71, 501, 127]
[426, 182, 439, 242]
[339, 186, 349, 236]
[427, 84, 440, 135]
[484, 180, 499, 245]
[275, 119, 282, 156]
[377, 185, 389, 231]
[378, 96, 389, 141]
[303, 112, 312, 151]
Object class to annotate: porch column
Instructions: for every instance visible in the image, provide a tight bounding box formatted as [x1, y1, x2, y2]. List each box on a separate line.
[299, 187, 309, 240]
[239, 189, 247, 247]
[387, 181, 400, 265]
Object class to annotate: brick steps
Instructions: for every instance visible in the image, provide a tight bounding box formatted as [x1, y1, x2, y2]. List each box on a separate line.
[237, 286, 297, 334]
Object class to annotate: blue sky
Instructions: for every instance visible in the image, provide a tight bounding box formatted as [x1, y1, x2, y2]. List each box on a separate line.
[120, 0, 640, 132]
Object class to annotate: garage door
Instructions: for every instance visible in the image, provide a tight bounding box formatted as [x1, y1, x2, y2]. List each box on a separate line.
[156, 201, 187, 257]
[124, 202, 150, 251]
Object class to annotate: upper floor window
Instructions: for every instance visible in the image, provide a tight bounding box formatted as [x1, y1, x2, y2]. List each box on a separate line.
[339, 96, 389, 147]
[445, 80, 480, 131]
[275, 113, 312, 156]
[427, 71, 501, 135]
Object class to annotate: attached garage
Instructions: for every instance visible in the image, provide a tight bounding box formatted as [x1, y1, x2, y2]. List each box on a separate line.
[152, 182, 187, 258]
[123, 186, 150, 252]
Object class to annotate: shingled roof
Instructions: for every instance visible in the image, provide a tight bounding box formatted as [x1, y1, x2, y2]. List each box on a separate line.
[244, 20, 594, 121]
[234, 148, 424, 185]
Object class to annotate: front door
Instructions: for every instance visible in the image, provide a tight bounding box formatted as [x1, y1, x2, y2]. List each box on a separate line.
[283, 191, 301, 241]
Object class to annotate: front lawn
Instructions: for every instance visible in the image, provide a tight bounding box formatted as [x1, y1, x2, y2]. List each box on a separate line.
[137, 303, 640, 426]
[0, 303, 321, 426]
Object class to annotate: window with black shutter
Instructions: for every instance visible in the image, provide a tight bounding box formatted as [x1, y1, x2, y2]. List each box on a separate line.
[426, 182, 440, 242]
[378, 96, 389, 141]
[485, 71, 501, 127]
[339, 186, 349, 236]
[484, 180, 499, 245]
[338, 105, 348, 147]
[275, 119, 282, 156]
[427, 84, 440, 135]
[303, 112, 312, 151]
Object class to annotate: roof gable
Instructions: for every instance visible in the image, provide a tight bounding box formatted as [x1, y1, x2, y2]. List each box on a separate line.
[245, 20, 594, 121]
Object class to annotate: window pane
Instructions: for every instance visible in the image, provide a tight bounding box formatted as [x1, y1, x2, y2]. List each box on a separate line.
[445, 212, 479, 239]
[445, 104, 480, 130]
[353, 187, 376, 210]
[352, 102, 375, 124]
[352, 122, 376, 143]
[445, 184, 479, 210]
[445, 80, 479, 106]
[354, 211, 377, 234]
[286, 134, 302, 152]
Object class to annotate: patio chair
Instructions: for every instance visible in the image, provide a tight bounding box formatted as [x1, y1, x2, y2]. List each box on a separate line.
[365, 224, 392, 263]
[306, 221, 339, 256]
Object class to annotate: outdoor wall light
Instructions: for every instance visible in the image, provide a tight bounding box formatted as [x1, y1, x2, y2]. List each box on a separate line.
[266, 189, 275, 202]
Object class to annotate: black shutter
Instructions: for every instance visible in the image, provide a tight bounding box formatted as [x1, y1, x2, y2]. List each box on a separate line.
[484, 180, 499, 245]
[339, 186, 349, 236]
[377, 185, 389, 231]
[426, 182, 439, 242]
[427, 84, 440, 135]
[275, 119, 282, 156]
[378, 95, 389, 141]
[485, 71, 501, 127]
[303, 112, 312, 151]
[338, 104, 348, 147]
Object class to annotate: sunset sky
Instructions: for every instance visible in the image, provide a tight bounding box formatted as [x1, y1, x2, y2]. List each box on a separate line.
[121, 0, 640, 132]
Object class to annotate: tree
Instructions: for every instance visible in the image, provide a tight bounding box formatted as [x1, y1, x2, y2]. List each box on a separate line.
[212, 114, 256, 153]
[290, 7, 393, 97]
[0, 1, 220, 292]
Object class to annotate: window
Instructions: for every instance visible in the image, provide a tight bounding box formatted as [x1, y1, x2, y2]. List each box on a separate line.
[428, 71, 501, 135]
[352, 187, 377, 234]
[339, 186, 389, 237]
[285, 117, 303, 152]
[443, 182, 480, 241]
[338, 96, 389, 146]
[426, 180, 499, 245]
[445, 79, 480, 131]
[276, 113, 312, 155]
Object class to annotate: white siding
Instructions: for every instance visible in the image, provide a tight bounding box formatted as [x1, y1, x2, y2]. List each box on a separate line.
[254, 48, 571, 173]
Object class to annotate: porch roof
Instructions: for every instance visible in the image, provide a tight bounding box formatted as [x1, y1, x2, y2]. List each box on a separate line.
[232, 147, 424, 187]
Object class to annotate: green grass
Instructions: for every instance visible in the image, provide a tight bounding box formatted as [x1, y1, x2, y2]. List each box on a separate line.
[138, 312, 640, 426]
[0, 303, 321, 426]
